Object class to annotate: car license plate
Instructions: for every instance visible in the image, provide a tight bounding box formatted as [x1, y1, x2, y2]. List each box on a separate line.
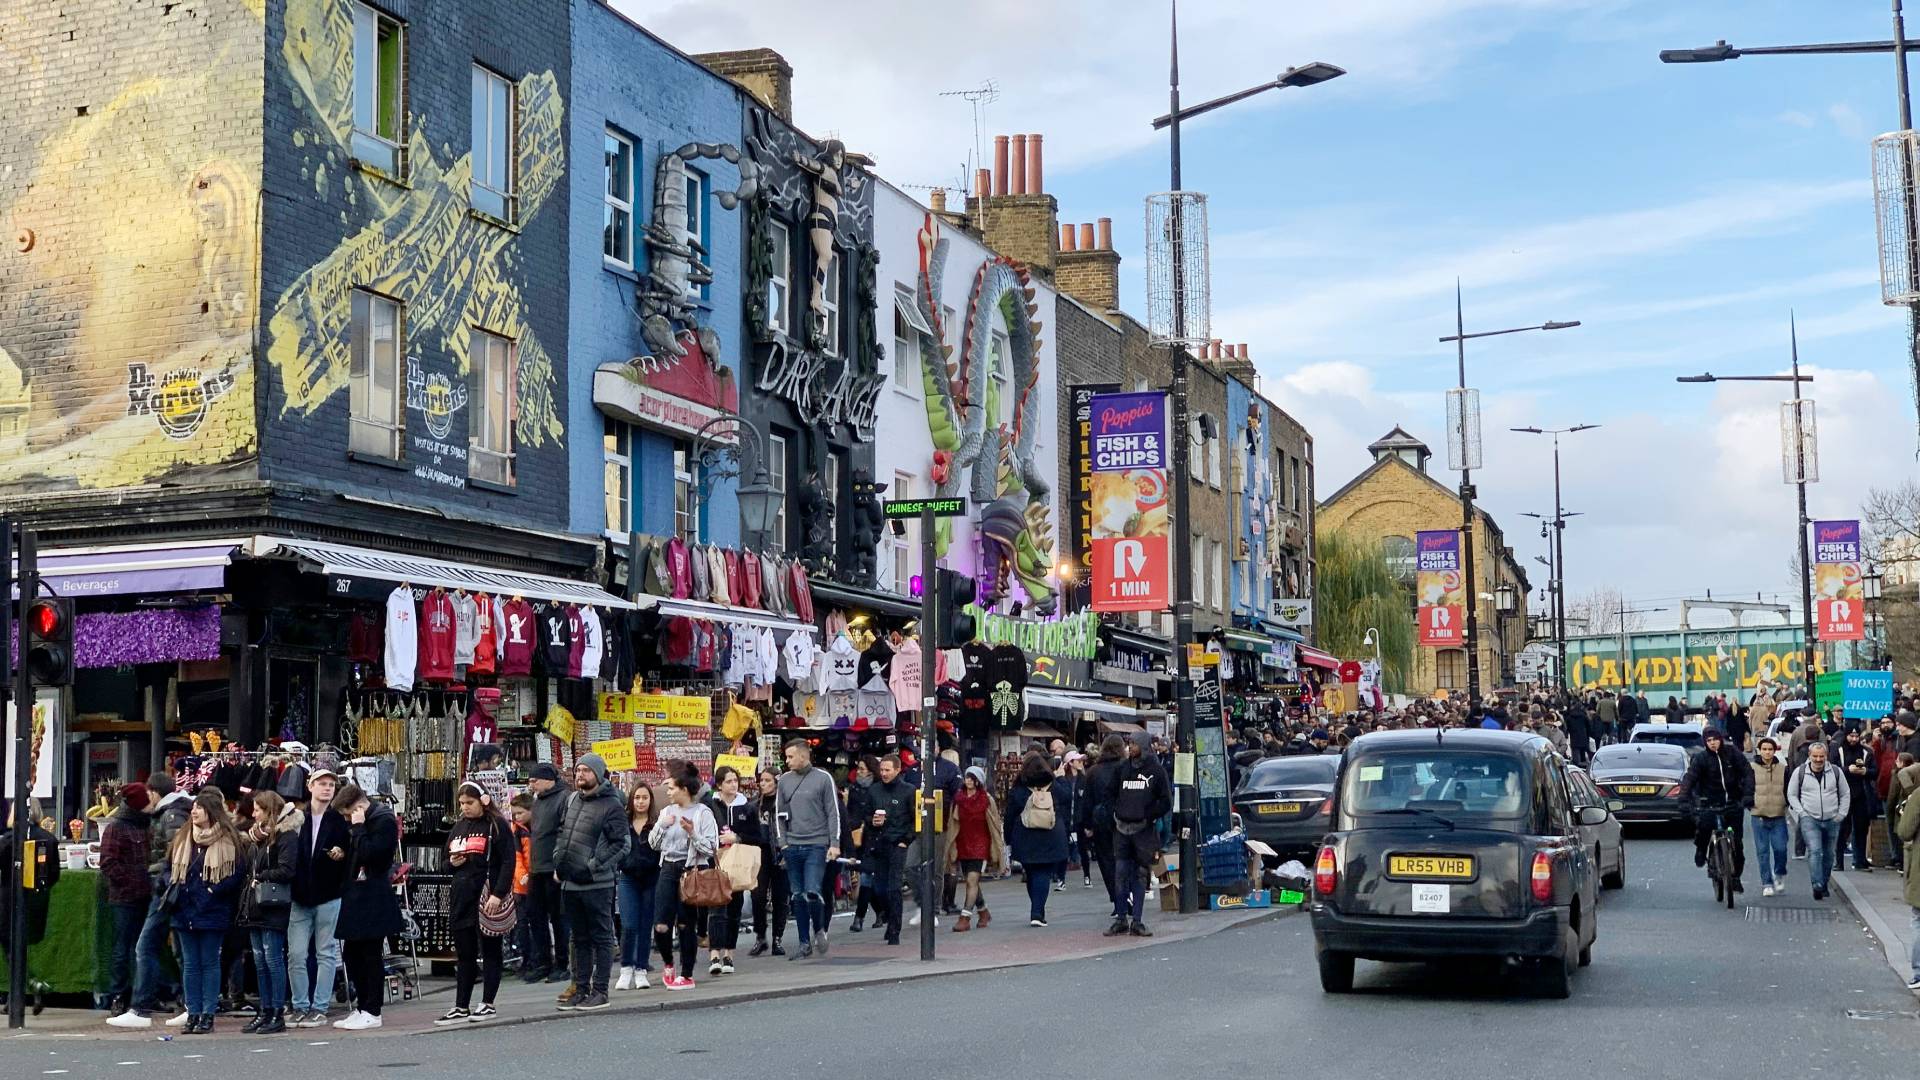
[1257, 802, 1302, 816]
[1388, 854, 1474, 879]
[1616, 784, 1658, 795]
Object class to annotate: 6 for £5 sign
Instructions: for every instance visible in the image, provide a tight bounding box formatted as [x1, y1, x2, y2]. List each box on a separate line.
[1089, 392, 1170, 612]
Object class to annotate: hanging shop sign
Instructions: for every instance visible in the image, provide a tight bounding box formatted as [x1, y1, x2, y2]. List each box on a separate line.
[1070, 384, 1121, 611]
[1089, 391, 1170, 612]
[1812, 519, 1864, 641]
[1271, 598, 1311, 627]
[882, 497, 967, 519]
[1028, 653, 1094, 692]
[1415, 530, 1464, 647]
[600, 691, 711, 728]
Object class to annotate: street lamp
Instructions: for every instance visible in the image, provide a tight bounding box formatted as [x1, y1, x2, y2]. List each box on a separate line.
[686, 410, 779, 551]
[1513, 424, 1600, 695]
[1436, 287, 1580, 707]
[1674, 318, 1817, 690]
[1151, 0, 1341, 915]
[1865, 563, 1887, 668]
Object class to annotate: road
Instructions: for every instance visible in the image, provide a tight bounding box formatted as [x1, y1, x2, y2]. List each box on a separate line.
[15, 836, 1920, 1079]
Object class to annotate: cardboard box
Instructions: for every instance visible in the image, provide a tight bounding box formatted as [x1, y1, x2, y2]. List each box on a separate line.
[1159, 872, 1181, 912]
[1210, 889, 1273, 910]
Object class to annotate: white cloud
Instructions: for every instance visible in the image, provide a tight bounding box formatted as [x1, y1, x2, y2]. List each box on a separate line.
[1779, 110, 1816, 129]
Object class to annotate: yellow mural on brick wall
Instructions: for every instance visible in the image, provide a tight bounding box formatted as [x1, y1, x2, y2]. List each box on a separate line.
[0, 1, 262, 491]
[263, 1, 565, 448]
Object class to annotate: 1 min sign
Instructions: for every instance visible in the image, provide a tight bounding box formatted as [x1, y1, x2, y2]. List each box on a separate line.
[883, 497, 967, 519]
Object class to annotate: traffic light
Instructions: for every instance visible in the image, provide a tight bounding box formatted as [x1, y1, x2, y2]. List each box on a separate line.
[25, 597, 73, 687]
[935, 569, 977, 648]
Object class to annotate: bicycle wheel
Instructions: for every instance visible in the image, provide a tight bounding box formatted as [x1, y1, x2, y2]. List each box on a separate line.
[1714, 836, 1736, 909]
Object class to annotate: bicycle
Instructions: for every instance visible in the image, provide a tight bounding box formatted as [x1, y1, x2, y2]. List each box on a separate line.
[1699, 803, 1740, 910]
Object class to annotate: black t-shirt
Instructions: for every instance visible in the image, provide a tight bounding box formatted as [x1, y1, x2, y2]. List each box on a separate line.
[987, 644, 1028, 729]
[538, 603, 572, 676]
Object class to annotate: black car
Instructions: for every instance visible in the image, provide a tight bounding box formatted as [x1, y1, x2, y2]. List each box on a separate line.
[1310, 729, 1603, 999]
[1233, 754, 1340, 862]
[1587, 743, 1690, 824]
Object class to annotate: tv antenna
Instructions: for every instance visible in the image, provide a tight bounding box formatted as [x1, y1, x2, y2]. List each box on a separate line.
[940, 80, 1000, 193]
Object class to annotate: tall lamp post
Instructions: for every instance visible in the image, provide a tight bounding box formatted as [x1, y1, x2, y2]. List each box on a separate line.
[1865, 563, 1886, 668]
[1524, 512, 1582, 688]
[1514, 424, 1600, 697]
[1437, 289, 1579, 707]
[1150, 0, 1341, 914]
[1676, 320, 1818, 690]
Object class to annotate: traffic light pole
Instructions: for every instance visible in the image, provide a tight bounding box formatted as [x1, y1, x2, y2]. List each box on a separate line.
[9, 528, 34, 1030]
[917, 503, 937, 961]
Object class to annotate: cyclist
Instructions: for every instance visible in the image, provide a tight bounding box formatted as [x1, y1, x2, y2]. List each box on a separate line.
[1678, 726, 1754, 894]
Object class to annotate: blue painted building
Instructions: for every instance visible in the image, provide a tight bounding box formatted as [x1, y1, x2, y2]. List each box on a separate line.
[567, 1, 747, 548]
[1227, 375, 1315, 632]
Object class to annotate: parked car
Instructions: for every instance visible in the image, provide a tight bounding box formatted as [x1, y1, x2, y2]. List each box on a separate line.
[1233, 754, 1340, 863]
[1628, 722, 1705, 754]
[1567, 766, 1627, 889]
[1310, 729, 1602, 999]
[1587, 743, 1690, 825]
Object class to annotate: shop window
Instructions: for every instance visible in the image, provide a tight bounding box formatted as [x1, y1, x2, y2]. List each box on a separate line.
[604, 419, 631, 535]
[349, 289, 402, 459]
[767, 432, 788, 553]
[470, 64, 516, 221]
[1437, 648, 1467, 690]
[768, 220, 791, 335]
[469, 329, 515, 485]
[351, 3, 404, 175]
[603, 130, 634, 266]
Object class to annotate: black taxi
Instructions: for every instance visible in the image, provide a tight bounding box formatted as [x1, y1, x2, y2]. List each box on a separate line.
[1309, 729, 1602, 998]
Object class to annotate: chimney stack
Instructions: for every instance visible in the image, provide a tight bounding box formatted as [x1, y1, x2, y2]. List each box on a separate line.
[1029, 134, 1044, 193]
[975, 168, 990, 198]
[1010, 134, 1028, 194]
[1214, 341, 1258, 383]
[1055, 212, 1122, 312]
[930, 188, 947, 213]
[993, 136, 1010, 196]
[968, 131, 1061, 278]
[692, 49, 795, 123]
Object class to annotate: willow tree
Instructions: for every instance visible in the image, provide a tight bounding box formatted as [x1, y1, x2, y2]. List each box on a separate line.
[1312, 528, 1416, 694]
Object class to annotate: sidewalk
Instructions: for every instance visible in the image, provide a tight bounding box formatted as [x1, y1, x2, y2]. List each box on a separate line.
[1833, 867, 1917, 986]
[6, 875, 1290, 1040]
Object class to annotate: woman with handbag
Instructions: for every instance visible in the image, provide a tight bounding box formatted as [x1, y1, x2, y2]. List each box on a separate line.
[332, 784, 405, 1031]
[748, 768, 789, 957]
[437, 781, 516, 1025]
[648, 762, 719, 991]
[237, 790, 300, 1034]
[615, 783, 662, 991]
[165, 790, 246, 1034]
[703, 765, 762, 975]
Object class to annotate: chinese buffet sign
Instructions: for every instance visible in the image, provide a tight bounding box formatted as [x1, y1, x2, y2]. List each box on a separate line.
[1415, 530, 1464, 647]
[1813, 519, 1863, 641]
[1088, 391, 1170, 612]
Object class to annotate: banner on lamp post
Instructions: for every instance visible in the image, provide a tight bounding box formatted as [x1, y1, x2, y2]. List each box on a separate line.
[1416, 530, 1465, 647]
[1089, 391, 1171, 612]
[1812, 519, 1864, 641]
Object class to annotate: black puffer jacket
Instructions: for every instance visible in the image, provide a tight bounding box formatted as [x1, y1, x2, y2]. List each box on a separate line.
[554, 784, 629, 891]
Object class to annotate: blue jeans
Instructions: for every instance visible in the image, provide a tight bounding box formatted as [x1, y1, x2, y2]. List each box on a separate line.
[782, 845, 828, 945]
[286, 899, 341, 1013]
[616, 876, 654, 970]
[1751, 815, 1789, 886]
[1910, 907, 1920, 980]
[176, 929, 224, 1016]
[249, 928, 288, 1010]
[1024, 862, 1060, 921]
[131, 892, 178, 1012]
[1800, 816, 1844, 893]
[105, 902, 144, 1004]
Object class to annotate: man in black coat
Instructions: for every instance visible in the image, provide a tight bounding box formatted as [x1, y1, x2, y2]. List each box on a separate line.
[1107, 735, 1172, 938]
[522, 762, 571, 983]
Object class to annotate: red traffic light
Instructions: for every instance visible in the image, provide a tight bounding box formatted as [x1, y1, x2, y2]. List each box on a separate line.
[29, 599, 64, 638]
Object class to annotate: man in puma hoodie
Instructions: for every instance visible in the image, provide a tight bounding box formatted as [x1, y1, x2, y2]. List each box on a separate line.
[1107, 733, 1172, 938]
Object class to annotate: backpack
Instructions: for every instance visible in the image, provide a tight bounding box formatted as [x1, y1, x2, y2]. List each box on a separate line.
[1020, 785, 1056, 830]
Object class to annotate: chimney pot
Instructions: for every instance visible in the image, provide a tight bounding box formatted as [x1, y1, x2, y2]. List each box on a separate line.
[1237, 343, 1249, 360]
[993, 135, 1010, 196]
[1060, 224, 1076, 251]
[1097, 217, 1112, 250]
[1010, 135, 1028, 195]
[1078, 223, 1095, 251]
[1028, 134, 1044, 193]
[1210, 338, 1223, 359]
[931, 188, 947, 212]
[975, 168, 990, 198]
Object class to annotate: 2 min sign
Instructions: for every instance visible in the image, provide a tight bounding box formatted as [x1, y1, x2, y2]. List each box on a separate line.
[883, 497, 967, 519]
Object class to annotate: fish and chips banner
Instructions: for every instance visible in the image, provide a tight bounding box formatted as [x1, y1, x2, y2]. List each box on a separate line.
[1415, 530, 1464, 647]
[1812, 519, 1864, 641]
[1089, 391, 1170, 613]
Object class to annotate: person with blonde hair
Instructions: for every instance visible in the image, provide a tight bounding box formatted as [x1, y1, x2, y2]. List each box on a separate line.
[237, 789, 300, 1034]
[166, 789, 246, 1034]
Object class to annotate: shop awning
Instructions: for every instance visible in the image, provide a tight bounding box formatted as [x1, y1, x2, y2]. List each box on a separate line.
[1298, 645, 1340, 670]
[1097, 719, 1146, 735]
[18, 539, 243, 598]
[808, 578, 922, 620]
[639, 595, 816, 635]
[250, 537, 630, 608]
[1026, 687, 1148, 721]
[1017, 721, 1067, 740]
[1221, 628, 1274, 654]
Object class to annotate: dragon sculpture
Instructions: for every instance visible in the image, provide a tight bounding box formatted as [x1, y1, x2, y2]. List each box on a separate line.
[911, 212, 1058, 614]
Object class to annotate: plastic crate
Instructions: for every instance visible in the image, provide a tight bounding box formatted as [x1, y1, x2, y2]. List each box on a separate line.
[1199, 834, 1248, 885]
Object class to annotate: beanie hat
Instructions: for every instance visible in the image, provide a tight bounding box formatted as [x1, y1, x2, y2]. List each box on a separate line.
[529, 762, 561, 783]
[120, 783, 151, 811]
[579, 752, 609, 785]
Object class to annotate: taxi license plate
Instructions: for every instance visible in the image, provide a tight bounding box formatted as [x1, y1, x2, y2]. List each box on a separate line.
[1616, 784, 1659, 795]
[1257, 802, 1302, 816]
[1388, 854, 1474, 880]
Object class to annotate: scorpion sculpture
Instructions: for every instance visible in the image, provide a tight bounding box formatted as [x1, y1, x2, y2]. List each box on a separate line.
[633, 142, 760, 371]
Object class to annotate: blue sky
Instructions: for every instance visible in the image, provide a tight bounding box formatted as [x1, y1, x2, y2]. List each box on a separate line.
[622, 0, 1920, 625]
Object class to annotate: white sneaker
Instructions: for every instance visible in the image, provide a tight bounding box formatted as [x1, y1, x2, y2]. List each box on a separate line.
[909, 911, 920, 926]
[632, 968, 650, 990]
[164, 1010, 191, 1027]
[105, 1010, 152, 1029]
[613, 967, 634, 992]
[333, 1010, 382, 1031]
[1762, 885, 1775, 897]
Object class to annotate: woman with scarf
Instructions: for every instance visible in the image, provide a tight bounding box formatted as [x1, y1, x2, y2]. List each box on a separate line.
[166, 789, 246, 1034]
[237, 790, 300, 1034]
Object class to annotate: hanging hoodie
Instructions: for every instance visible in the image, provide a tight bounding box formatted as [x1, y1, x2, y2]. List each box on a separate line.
[783, 632, 820, 687]
[642, 539, 673, 597]
[823, 633, 860, 691]
[987, 644, 1028, 729]
[859, 637, 895, 689]
[787, 562, 814, 624]
[452, 592, 479, 666]
[889, 638, 923, 713]
[855, 675, 896, 729]
[539, 604, 572, 676]
[664, 537, 692, 600]
[706, 547, 731, 605]
[348, 609, 384, 664]
[565, 604, 587, 678]
[760, 554, 785, 615]
[418, 589, 458, 683]
[723, 549, 745, 606]
[579, 608, 604, 681]
[726, 624, 760, 688]
[689, 545, 712, 602]
[470, 593, 498, 676]
[496, 597, 537, 677]
[384, 586, 418, 692]
[738, 551, 762, 609]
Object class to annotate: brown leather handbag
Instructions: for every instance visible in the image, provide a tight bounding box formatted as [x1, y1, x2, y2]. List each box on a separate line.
[678, 861, 732, 907]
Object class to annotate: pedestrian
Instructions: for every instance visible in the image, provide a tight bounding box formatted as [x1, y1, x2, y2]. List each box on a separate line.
[1748, 690, 1775, 748]
[1787, 712, 1821, 772]
[1896, 771, 1920, 990]
[1888, 753, 1919, 871]
[1833, 726, 1879, 871]
[507, 794, 534, 971]
[615, 783, 661, 991]
[1079, 736, 1125, 902]
[1897, 712, 1920, 767]
[1749, 737, 1791, 897]
[107, 773, 189, 1028]
[100, 782, 153, 1019]
[703, 765, 760, 975]
[945, 765, 1005, 931]
[1108, 733, 1173, 936]
[1003, 753, 1070, 926]
[236, 790, 298, 1034]
[844, 756, 877, 933]
[774, 739, 841, 960]
[166, 789, 246, 1034]
[861, 754, 917, 945]
[1566, 699, 1591, 766]
[435, 780, 515, 1025]
[1053, 752, 1086, 892]
[1596, 693, 1619, 747]
[216, 794, 256, 1018]
[552, 753, 628, 1011]
[332, 783, 403, 1031]
[522, 761, 571, 985]
[1725, 699, 1751, 755]
[1787, 742, 1851, 900]
[650, 762, 719, 991]
[748, 768, 789, 957]
[286, 765, 350, 1028]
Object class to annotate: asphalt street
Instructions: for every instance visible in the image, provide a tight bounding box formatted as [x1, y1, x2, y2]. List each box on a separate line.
[14, 835, 1920, 1080]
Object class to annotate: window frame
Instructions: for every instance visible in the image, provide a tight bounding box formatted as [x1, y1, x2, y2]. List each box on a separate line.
[768, 220, 791, 335]
[767, 433, 789, 554]
[348, 288, 404, 460]
[350, 2, 405, 176]
[892, 285, 926, 394]
[603, 418, 632, 537]
[602, 129, 635, 268]
[684, 170, 709, 301]
[468, 327, 516, 486]
[820, 248, 842, 356]
[470, 63, 517, 222]
[891, 470, 915, 594]
[672, 438, 698, 543]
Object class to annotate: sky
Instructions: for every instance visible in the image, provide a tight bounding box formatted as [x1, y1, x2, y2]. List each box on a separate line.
[616, 0, 1920, 629]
